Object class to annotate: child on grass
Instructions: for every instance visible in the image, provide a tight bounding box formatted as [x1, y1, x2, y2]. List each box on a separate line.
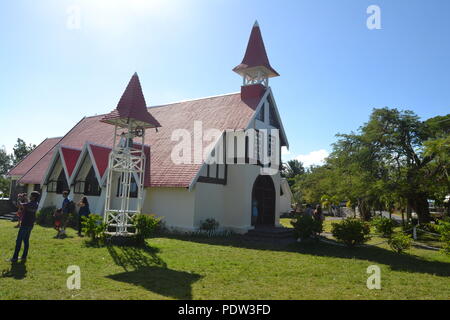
[14, 193, 28, 228]
[53, 208, 64, 238]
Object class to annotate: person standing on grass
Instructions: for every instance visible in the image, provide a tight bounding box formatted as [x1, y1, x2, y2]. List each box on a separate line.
[304, 204, 313, 218]
[76, 196, 91, 236]
[312, 204, 324, 237]
[59, 190, 73, 237]
[8, 191, 40, 263]
[313, 204, 323, 222]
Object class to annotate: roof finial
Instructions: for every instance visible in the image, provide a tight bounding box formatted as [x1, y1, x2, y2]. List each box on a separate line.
[253, 20, 259, 28]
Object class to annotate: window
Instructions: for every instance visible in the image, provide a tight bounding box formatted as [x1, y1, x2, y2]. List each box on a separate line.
[84, 167, 101, 196]
[116, 174, 138, 198]
[256, 104, 265, 122]
[74, 181, 85, 194]
[56, 169, 69, 194]
[47, 181, 57, 193]
[268, 98, 280, 128]
[268, 133, 272, 157]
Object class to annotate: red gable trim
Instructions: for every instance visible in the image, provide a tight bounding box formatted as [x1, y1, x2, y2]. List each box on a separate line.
[60, 147, 82, 179]
[89, 144, 112, 180]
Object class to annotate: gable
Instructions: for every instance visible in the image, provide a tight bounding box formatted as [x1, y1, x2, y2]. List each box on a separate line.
[41, 146, 81, 186]
[247, 88, 288, 148]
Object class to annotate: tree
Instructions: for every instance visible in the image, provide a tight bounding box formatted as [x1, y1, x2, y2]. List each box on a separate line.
[291, 108, 450, 223]
[12, 138, 36, 165]
[281, 159, 305, 185]
[0, 147, 12, 175]
[0, 177, 10, 198]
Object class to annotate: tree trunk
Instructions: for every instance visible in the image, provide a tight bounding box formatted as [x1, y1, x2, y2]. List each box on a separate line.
[409, 194, 431, 224]
[357, 199, 371, 221]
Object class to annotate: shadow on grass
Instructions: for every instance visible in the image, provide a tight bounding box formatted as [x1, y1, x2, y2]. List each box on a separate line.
[107, 266, 202, 299]
[1, 261, 27, 280]
[106, 244, 202, 299]
[160, 233, 450, 277]
[107, 244, 167, 271]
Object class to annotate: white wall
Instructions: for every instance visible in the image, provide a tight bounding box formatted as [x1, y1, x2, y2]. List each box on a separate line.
[142, 187, 196, 232]
[41, 159, 65, 209]
[193, 164, 281, 234]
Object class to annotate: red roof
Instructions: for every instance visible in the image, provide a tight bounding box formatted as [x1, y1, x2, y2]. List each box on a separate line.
[8, 137, 62, 178]
[18, 92, 259, 187]
[60, 146, 81, 178]
[233, 21, 279, 78]
[89, 144, 111, 179]
[101, 73, 161, 128]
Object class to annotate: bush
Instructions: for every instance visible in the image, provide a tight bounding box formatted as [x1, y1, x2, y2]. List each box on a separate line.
[132, 214, 161, 244]
[66, 211, 78, 229]
[291, 214, 323, 240]
[388, 232, 412, 253]
[418, 222, 440, 234]
[199, 218, 219, 232]
[331, 218, 371, 247]
[81, 214, 107, 243]
[436, 219, 450, 255]
[36, 206, 56, 227]
[371, 217, 396, 237]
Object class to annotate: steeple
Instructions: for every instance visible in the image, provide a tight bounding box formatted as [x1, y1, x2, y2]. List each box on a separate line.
[101, 73, 161, 129]
[233, 21, 279, 87]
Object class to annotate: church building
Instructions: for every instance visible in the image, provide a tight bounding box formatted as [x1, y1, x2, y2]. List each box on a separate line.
[7, 22, 290, 234]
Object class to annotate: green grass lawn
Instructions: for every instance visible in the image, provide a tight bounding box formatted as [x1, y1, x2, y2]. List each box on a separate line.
[1, 219, 449, 300]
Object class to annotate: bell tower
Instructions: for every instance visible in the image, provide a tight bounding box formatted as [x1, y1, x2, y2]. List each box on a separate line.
[233, 21, 279, 88]
[101, 73, 160, 236]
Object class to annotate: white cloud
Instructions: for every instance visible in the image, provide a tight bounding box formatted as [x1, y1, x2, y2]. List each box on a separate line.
[294, 149, 329, 167]
[281, 146, 291, 156]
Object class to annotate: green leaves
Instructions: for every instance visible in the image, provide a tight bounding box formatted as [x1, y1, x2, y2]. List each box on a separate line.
[291, 214, 323, 240]
[12, 138, 36, 166]
[132, 214, 161, 244]
[371, 217, 396, 237]
[292, 107, 449, 223]
[331, 218, 371, 247]
[81, 214, 107, 242]
[388, 233, 412, 254]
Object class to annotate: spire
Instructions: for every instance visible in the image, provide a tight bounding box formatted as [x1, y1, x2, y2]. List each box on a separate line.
[101, 73, 161, 128]
[233, 21, 279, 86]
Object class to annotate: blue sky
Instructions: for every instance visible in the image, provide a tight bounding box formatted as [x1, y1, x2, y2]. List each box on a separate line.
[1, 0, 449, 166]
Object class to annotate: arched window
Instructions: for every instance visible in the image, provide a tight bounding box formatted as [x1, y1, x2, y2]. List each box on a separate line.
[84, 167, 101, 196]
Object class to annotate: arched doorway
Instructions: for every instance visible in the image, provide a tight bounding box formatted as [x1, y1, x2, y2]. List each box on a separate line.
[251, 175, 275, 227]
